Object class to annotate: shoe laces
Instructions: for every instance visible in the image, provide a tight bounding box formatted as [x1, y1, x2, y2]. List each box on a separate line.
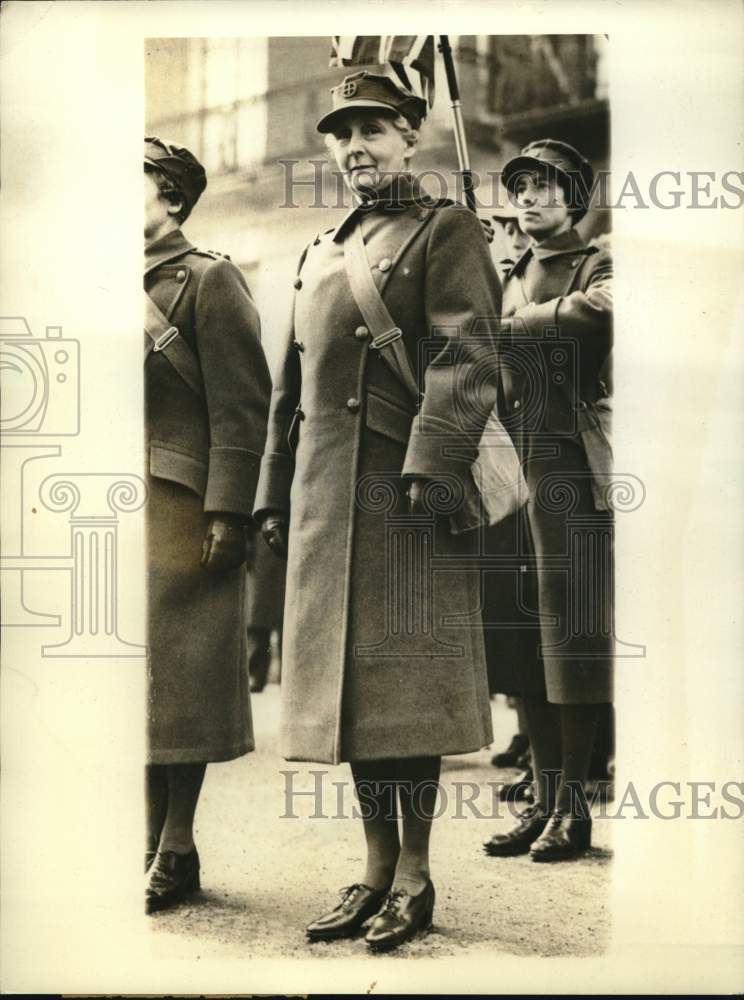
[339, 883, 365, 896]
[382, 888, 407, 913]
[338, 884, 366, 908]
[516, 802, 546, 824]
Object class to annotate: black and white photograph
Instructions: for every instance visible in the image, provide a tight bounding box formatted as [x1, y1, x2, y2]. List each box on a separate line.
[1, 1, 743, 995]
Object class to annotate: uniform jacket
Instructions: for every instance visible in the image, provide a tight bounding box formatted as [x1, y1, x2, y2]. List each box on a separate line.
[254, 180, 500, 764]
[144, 228, 271, 518]
[501, 228, 613, 507]
[145, 229, 273, 763]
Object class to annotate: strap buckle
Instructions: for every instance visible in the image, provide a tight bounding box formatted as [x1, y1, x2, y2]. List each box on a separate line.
[153, 326, 179, 351]
[370, 327, 402, 350]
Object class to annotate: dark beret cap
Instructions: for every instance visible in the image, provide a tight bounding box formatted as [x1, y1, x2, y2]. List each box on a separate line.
[144, 136, 207, 213]
[502, 139, 595, 221]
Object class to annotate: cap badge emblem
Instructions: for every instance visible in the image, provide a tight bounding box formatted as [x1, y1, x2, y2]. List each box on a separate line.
[341, 79, 358, 98]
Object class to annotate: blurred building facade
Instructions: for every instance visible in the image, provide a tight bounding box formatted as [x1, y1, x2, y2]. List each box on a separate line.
[146, 36, 610, 372]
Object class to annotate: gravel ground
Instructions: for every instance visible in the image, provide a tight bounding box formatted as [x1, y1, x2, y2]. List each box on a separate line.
[149, 686, 611, 960]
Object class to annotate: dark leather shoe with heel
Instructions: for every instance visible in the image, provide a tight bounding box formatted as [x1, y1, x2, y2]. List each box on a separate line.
[483, 803, 549, 856]
[530, 813, 592, 862]
[306, 884, 390, 941]
[490, 733, 529, 768]
[498, 765, 534, 803]
[145, 848, 200, 914]
[365, 881, 435, 953]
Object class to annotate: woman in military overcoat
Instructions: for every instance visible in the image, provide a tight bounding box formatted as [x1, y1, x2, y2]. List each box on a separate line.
[254, 73, 502, 951]
[483, 139, 614, 863]
[144, 138, 271, 912]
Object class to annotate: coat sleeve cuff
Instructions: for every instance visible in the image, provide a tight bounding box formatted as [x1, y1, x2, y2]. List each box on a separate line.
[253, 451, 294, 520]
[513, 299, 559, 335]
[204, 446, 262, 518]
[402, 414, 477, 480]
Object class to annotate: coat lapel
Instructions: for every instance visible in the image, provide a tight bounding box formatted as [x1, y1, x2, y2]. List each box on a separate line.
[522, 229, 596, 299]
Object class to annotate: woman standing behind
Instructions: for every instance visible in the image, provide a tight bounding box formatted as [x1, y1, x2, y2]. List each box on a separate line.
[254, 72, 502, 952]
[144, 138, 271, 911]
[484, 139, 613, 861]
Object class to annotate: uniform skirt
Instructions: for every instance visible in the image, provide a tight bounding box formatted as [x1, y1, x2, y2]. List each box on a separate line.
[146, 476, 253, 764]
[522, 434, 614, 705]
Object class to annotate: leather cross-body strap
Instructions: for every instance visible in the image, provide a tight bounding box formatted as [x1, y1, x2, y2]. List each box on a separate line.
[144, 291, 205, 400]
[343, 220, 420, 405]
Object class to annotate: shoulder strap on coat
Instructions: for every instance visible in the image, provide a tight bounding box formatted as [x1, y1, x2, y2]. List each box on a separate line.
[144, 291, 205, 399]
[342, 221, 420, 405]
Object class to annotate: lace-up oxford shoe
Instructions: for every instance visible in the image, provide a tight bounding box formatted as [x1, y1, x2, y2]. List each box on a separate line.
[305, 883, 390, 941]
[365, 881, 435, 953]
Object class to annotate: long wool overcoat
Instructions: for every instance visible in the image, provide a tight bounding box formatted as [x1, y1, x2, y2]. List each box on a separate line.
[145, 229, 271, 764]
[254, 183, 503, 764]
[501, 227, 614, 704]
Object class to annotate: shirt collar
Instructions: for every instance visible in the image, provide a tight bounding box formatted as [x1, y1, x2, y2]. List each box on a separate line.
[144, 228, 194, 275]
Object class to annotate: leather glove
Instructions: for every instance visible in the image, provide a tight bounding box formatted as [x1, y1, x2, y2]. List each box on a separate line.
[201, 514, 249, 573]
[260, 511, 289, 559]
[405, 478, 430, 515]
[480, 217, 495, 245]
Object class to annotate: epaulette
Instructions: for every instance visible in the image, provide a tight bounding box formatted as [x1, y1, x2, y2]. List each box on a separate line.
[191, 247, 231, 262]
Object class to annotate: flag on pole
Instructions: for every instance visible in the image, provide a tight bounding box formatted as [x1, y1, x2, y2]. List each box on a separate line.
[330, 36, 436, 107]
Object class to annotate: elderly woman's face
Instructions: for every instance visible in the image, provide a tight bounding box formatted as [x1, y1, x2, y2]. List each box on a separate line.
[330, 111, 412, 195]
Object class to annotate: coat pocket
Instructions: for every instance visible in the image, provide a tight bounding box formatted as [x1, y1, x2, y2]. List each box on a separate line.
[365, 389, 414, 445]
[149, 441, 208, 498]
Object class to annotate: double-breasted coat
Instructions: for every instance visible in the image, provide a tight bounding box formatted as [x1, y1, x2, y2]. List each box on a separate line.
[145, 229, 271, 764]
[254, 180, 502, 764]
[500, 227, 614, 704]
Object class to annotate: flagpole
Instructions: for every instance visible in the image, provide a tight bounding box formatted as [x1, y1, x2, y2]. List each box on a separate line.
[437, 36, 476, 212]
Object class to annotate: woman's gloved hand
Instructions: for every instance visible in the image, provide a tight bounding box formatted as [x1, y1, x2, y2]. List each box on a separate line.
[201, 514, 250, 573]
[405, 478, 430, 514]
[259, 510, 289, 559]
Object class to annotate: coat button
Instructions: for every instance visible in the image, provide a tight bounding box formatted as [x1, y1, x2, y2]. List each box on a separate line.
[378, 258, 392, 272]
[293, 340, 305, 352]
[513, 399, 521, 410]
[354, 325, 369, 340]
[294, 277, 303, 290]
[346, 397, 361, 412]
[576, 399, 588, 411]
[571, 258, 581, 267]
[176, 269, 186, 282]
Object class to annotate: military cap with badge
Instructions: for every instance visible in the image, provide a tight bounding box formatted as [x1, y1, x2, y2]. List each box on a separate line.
[316, 70, 428, 133]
